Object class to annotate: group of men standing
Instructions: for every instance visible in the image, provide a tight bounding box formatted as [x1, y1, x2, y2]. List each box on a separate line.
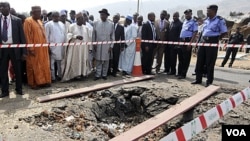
[139, 4, 228, 88]
[0, 1, 229, 98]
[0, 2, 140, 98]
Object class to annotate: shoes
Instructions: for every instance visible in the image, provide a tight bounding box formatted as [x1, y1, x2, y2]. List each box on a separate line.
[56, 76, 62, 81]
[178, 76, 186, 79]
[228, 64, 232, 68]
[191, 80, 202, 84]
[0, 92, 9, 98]
[205, 81, 211, 87]
[31, 86, 40, 90]
[205, 83, 211, 87]
[146, 72, 155, 75]
[122, 71, 129, 76]
[167, 72, 176, 75]
[156, 70, 160, 74]
[16, 90, 24, 95]
[102, 76, 107, 80]
[94, 77, 100, 81]
[112, 73, 117, 77]
[44, 84, 51, 88]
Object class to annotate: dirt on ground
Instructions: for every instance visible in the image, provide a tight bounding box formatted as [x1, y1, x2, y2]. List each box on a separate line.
[0, 51, 250, 141]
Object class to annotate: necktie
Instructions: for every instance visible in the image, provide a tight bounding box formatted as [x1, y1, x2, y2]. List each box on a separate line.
[151, 22, 156, 40]
[160, 20, 164, 31]
[2, 16, 8, 42]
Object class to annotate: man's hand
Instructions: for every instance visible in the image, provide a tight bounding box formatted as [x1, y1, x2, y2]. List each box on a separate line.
[76, 35, 83, 40]
[145, 46, 149, 52]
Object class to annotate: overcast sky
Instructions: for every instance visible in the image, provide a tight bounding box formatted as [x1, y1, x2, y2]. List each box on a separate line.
[8, 0, 135, 13]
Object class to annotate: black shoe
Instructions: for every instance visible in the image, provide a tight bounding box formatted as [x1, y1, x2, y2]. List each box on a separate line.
[167, 72, 176, 75]
[94, 77, 100, 81]
[205, 83, 211, 87]
[228, 64, 232, 68]
[205, 81, 211, 87]
[112, 73, 117, 77]
[122, 71, 129, 76]
[191, 80, 202, 84]
[0, 92, 9, 98]
[156, 70, 160, 74]
[56, 77, 62, 81]
[178, 76, 186, 79]
[102, 76, 107, 80]
[146, 72, 155, 75]
[16, 90, 24, 95]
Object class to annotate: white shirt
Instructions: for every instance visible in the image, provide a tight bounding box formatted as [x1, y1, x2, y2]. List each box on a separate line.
[148, 20, 156, 40]
[1, 14, 13, 44]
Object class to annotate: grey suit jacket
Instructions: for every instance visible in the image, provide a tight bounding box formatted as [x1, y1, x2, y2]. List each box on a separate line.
[0, 14, 26, 60]
[155, 19, 170, 41]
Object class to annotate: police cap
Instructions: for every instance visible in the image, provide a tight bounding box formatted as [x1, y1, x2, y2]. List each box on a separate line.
[207, 5, 218, 11]
[184, 9, 192, 14]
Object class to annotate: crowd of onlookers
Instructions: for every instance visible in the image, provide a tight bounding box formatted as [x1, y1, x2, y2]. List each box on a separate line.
[0, 1, 248, 98]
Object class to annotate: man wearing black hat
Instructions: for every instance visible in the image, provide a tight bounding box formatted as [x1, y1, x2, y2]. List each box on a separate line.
[93, 8, 114, 80]
[178, 9, 198, 79]
[191, 4, 227, 87]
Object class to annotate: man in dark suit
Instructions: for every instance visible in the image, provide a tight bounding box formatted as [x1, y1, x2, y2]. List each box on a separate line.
[109, 14, 125, 77]
[141, 12, 157, 75]
[0, 2, 26, 98]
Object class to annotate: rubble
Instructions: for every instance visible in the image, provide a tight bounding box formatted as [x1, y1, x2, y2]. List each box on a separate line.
[20, 86, 180, 140]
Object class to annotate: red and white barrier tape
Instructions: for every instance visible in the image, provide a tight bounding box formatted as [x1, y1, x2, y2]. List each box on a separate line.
[0, 40, 249, 48]
[160, 87, 250, 141]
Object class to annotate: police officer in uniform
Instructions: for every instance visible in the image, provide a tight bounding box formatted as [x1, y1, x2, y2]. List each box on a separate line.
[221, 27, 244, 68]
[178, 9, 198, 79]
[191, 5, 227, 87]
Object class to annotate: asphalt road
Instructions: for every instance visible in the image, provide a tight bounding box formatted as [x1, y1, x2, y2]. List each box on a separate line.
[187, 64, 250, 89]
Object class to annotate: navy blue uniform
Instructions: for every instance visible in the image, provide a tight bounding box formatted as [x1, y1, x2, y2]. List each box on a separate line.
[221, 32, 244, 67]
[178, 18, 198, 78]
[195, 15, 227, 85]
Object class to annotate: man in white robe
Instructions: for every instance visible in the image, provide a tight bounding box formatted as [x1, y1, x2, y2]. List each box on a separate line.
[60, 10, 71, 34]
[119, 15, 137, 75]
[82, 10, 94, 72]
[92, 8, 114, 80]
[61, 12, 91, 82]
[45, 11, 66, 82]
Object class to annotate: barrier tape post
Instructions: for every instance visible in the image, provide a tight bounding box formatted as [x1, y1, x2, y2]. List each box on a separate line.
[160, 87, 250, 141]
